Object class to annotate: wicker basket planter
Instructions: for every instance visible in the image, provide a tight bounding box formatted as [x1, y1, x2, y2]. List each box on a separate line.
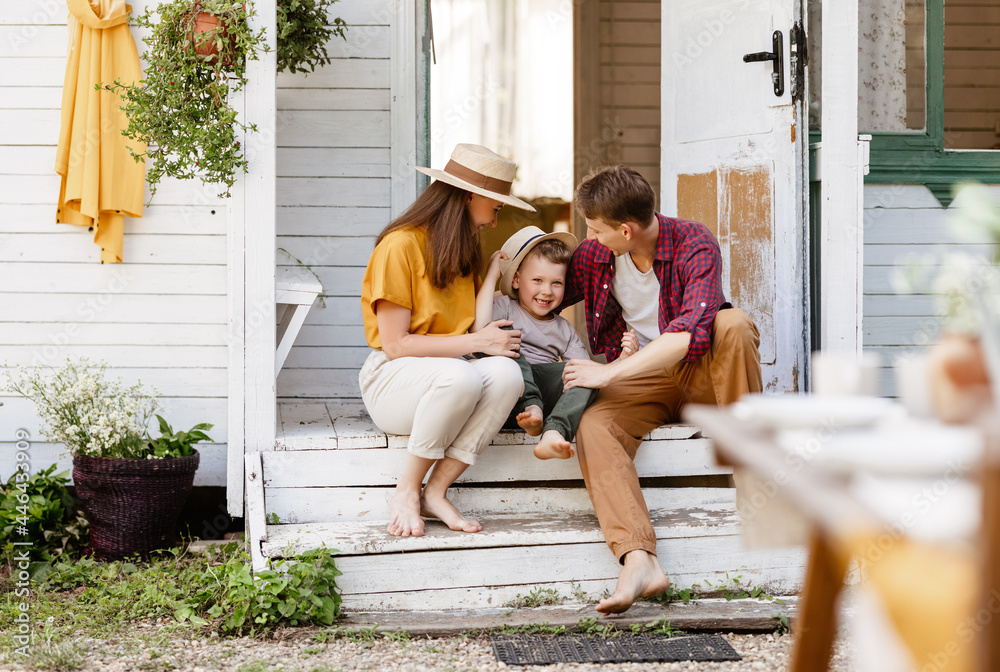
[73, 451, 200, 560]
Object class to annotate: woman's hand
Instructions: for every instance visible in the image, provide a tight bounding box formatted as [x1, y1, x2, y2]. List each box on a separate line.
[477, 320, 521, 357]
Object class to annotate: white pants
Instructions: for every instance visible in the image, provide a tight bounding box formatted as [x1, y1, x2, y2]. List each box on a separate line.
[359, 349, 524, 465]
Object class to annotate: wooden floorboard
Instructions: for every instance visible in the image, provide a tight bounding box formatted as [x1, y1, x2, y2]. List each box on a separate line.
[276, 400, 702, 450]
[262, 499, 741, 556]
[328, 597, 800, 634]
[262, 439, 728, 490]
[326, 538, 806, 610]
[266, 486, 738, 524]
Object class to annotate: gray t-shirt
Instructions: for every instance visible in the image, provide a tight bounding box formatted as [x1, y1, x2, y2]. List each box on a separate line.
[493, 295, 589, 365]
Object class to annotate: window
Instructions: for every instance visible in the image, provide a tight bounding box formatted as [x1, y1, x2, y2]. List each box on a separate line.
[864, 0, 1000, 206]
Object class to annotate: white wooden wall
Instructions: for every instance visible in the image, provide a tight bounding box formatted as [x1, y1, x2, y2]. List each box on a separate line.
[0, 0, 399, 485]
[599, 0, 660, 197]
[862, 184, 1000, 395]
[274, 0, 396, 402]
[0, 0, 229, 485]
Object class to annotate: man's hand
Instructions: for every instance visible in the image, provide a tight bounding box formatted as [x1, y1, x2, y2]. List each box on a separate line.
[563, 358, 615, 391]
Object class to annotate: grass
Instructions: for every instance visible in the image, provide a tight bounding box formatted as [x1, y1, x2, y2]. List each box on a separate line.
[18, 640, 85, 672]
[503, 586, 563, 609]
[0, 542, 343, 658]
[645, 574, 785, 605]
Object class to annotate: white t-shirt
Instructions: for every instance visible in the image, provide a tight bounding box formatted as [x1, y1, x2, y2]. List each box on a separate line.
[611, 252, 660, 348]
[493, 295, 590, 365]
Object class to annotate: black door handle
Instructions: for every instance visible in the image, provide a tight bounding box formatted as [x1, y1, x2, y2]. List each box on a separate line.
[743, 30, 784, 97]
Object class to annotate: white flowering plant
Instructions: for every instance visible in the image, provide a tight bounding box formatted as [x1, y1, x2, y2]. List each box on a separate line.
[892, 182, 1000, 335]
[4, 358, 162, 459]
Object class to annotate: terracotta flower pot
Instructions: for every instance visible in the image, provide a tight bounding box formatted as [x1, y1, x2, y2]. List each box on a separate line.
[191, 11, 231, 65]
[928, 333, 993, 424]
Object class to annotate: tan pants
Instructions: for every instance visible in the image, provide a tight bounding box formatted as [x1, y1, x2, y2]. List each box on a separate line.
[575, 308, 763, 562]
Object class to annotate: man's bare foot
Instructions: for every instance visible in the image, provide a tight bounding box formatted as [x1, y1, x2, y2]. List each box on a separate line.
[387, 487, 424, 537]
[516, 405, 544, 437]
[533, 429, 575, 460]
[596, 550, 670, 615]
[420, 491, 482, 533]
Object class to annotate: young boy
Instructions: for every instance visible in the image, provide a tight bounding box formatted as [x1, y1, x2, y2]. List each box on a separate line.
[473, 226, 638, 460]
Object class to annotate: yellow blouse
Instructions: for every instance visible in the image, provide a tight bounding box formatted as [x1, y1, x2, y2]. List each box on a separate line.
[362, 226, 478, 349]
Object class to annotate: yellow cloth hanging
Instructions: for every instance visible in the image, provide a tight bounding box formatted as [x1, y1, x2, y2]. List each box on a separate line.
[55, 0, 145, 264]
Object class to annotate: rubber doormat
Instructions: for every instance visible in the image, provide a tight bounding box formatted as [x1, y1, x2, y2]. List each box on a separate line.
[491, 633, 741, 665]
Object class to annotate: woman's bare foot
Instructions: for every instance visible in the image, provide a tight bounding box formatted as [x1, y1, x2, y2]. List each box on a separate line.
[533, 429, 575, 460]
[596, 550, 670, 615]
[516, 405, 544, 437]
[387, 487, 424, 537]
[420, 491, 482, 533]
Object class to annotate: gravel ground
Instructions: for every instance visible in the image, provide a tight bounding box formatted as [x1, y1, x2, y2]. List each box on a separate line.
[2, 629, 856, 672]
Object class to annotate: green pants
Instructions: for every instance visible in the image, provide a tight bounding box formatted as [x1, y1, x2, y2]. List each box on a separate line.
[504, 358, 598, 442]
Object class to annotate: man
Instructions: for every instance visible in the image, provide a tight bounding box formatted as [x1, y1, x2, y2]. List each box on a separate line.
[560, 165, 763, 614]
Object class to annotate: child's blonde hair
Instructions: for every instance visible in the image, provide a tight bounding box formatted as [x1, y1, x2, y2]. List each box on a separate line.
[522, 239, 573, 268]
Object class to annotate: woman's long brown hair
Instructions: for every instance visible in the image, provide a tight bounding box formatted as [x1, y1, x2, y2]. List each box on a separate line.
[375, 181, 482, 289]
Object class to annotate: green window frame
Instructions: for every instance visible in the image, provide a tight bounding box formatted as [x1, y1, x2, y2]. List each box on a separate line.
[866, 0, 1000, 206]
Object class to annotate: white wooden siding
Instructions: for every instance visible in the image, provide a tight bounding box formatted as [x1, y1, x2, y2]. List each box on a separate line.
[598, 0, 660, 197]
[0, 0, 394, 485]
[275, 0, 394, 403]
[862, 184, 1000, 395]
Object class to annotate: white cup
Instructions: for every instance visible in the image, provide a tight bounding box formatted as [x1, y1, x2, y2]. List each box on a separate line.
[893, 353, 934, 417]
[811, 351, 882, 396]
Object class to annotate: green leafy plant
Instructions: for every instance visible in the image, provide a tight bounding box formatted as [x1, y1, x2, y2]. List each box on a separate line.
[104, 0, 267, 201]
[148, 415, 214, 458]
[277, 0, 347, 74]
[0, 465, 88, 569]
[13, 542, 344, 639]
[174, 544, 343, 634]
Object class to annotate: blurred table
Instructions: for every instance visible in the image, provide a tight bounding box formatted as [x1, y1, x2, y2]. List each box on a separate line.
[683, 402, 1000, 672]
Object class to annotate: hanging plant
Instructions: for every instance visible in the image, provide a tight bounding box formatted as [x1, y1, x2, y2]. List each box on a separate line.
[103, 0, 266, 202]
[277, 0, 348, 75]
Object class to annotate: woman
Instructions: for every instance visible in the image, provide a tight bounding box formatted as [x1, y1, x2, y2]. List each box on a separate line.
[360, 144, 533, 537]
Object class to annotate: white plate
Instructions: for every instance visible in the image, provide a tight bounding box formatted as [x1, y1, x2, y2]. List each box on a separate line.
[731, 393, 904, 430]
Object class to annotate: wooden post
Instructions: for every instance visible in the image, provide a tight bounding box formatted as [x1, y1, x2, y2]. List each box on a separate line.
[789, 527, 849, 672]
[227, 0, 277, 515]
[819, 0, 863, 355]
[979, 419, 1000, 671]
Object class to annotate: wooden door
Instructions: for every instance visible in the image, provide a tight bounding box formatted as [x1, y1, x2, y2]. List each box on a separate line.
[662, 0, 808, 392]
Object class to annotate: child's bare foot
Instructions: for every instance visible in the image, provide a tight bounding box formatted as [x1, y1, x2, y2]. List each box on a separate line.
[420, 491, 482, 533]
[517, 405, 544, 436]
[533, 429, 575, 460]
[387, 487, 424, 537]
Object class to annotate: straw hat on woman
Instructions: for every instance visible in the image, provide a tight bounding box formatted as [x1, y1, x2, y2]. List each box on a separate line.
[360, 144, 534, 537]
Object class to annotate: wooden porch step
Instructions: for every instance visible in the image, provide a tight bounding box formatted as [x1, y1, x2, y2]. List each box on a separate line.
[264, 488, 740, 555]
[255, 401, 807, 611]
[262, 492, 806, 612]
[276, 401, 705, 450]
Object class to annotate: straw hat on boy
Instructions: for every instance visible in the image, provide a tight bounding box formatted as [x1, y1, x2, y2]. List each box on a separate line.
[498, 225, 578, 298]
[416, 144, 536, 212]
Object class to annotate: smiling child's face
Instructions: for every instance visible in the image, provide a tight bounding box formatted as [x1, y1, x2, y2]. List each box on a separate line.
[512, 253, 566, 320]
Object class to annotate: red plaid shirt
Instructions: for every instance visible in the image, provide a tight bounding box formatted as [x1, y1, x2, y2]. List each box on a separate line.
[563, 213, 728, 363]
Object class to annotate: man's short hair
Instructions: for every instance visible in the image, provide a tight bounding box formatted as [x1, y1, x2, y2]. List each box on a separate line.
[523, 239, 573, 268]
[574, 165, 656, 229]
